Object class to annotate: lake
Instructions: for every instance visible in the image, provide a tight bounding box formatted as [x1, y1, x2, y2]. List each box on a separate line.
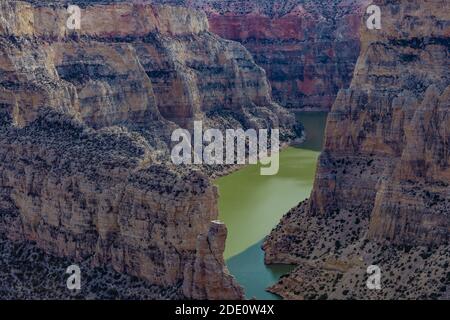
[215, 112, 327, 299]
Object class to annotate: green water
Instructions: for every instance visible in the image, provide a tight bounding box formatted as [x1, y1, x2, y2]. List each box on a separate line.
[215, 112, 328, 299]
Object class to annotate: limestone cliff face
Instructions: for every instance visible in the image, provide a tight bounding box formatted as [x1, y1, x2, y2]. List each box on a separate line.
[264, 0, 450, 299]
[1, 1, 294, 132]
[0, 110, 243, 299]
[0, 1, 287, 299]
[154, 0, 371, 111]
[183, 221, 244, 299]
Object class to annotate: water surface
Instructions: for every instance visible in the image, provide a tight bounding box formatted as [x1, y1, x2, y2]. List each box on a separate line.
[216, 112, 327, 299]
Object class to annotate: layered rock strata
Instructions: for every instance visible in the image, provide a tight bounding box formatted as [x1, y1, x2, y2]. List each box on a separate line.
[0, 0, 303, 299]
[0, 108, 244, 299]
[264, 0, 450, 299]
[0, 0, 294, 131]
[154, 0, 371, 111]
[0, 234, 183, 299]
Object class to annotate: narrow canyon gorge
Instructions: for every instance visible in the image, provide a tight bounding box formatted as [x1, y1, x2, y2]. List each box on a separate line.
[0, 0, 448, 301]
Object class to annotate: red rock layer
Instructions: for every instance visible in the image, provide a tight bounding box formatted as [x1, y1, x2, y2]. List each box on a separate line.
[155, 0, 371, 110]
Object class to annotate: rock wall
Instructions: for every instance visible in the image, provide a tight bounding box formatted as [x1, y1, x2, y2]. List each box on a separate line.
[0, 0, 294, 131]
[0, 108, 244, 299]
[264, 0, 450, 299]
[154, 0, 371, 111]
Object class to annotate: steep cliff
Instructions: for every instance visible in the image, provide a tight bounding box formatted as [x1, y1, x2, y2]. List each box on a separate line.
[0, 0, 294, 131]
[154, 0, 370, 111]
[0, 0, 311, 299]
[264, 0, 450, 299]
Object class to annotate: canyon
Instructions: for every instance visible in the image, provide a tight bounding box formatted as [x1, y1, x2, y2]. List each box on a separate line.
[0, 0, 448, 301]
[154, 0, 371, 111]
[0, 0, 299, 299]
[263, 0, 450, 299]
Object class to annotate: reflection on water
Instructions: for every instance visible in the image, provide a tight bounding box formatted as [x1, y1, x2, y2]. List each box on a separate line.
[295, 111, 327, 152]
[215, 112, 328, 299]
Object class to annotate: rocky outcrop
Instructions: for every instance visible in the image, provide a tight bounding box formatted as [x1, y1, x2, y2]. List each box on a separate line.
[154, 0, 371, 111]
[183, 221, 244, 300]
[264, 0, 450, 299]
